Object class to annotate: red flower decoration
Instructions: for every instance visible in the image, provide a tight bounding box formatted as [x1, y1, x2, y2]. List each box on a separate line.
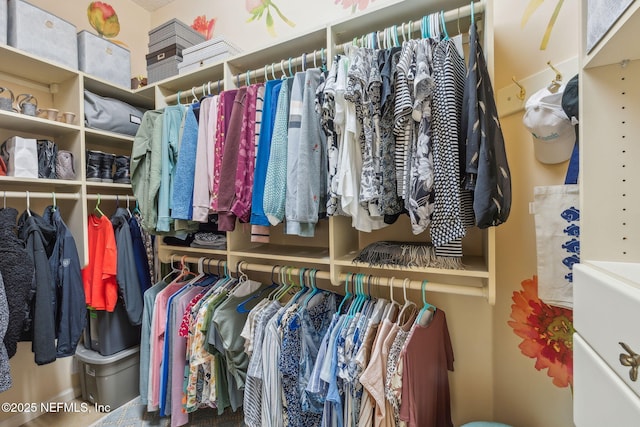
[191, 15, 216, 40]
[508, 276, 574, 388]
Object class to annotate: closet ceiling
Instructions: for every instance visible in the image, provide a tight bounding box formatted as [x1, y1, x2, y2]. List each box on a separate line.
[130, 0, 174, 12]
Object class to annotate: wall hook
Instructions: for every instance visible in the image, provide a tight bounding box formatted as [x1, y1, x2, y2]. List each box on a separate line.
[512, 76, 526, 101]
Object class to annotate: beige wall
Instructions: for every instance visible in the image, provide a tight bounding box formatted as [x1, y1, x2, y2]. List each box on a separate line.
[493, 0, 578, 426]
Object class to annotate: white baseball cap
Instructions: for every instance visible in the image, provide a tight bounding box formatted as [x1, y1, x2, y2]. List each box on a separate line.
[522, 85, 575, 164]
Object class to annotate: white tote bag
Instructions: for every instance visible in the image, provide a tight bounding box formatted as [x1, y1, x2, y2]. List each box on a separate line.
[0, 136, 38, 178]
[532, 184, 580, 309]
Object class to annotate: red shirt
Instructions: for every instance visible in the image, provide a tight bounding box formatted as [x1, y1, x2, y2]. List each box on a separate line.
[82, 214, 118, 311]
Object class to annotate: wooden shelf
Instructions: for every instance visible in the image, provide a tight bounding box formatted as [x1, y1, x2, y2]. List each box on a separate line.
[0, 44, 77, 84]
[83, 75, 155, 109]
[84, 128, 135, 145]
[583, 2, 640, 68]
[85, 182, 133, 191]
[0, 176, 82, 190]
[0, 109, 80, 137]
[230, 244, 331, 265]
[334, 252, 490, 278]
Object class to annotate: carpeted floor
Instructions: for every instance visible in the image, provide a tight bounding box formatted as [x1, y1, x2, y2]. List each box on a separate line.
[89, 397, 244, 427]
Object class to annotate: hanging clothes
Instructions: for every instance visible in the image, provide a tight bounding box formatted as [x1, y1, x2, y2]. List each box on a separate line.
[43, 205, 86, 358]
[83, 214, 118, 312]
[140, 279, 168, 406]
[18, 209, 57, 365]
[0, 271, 11, 392]
[398, 310, 454, 427]
[211, 89, 238, 212]
[462, 20, 512, 228]
[131, 109, 164, 232]
[0, 207, 34, 359]
[263, 78, 293, 226]
[192, 95, 218, 222]
[251, 79, 283, 242]
[171, 105, 200, 221]
[111, 207, 144, 326]
[129, 213, 153, 294]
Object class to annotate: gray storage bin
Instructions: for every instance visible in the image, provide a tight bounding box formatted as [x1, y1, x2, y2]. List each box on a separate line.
[7, 0, 78, 69]
[83, 299, 141, 356]
[0, 1, 7, 45]
[78, 30, 130, 88]
[148, 18, 204, 53]
[75, 345, 140, 411]
[147, 55, 182, 83]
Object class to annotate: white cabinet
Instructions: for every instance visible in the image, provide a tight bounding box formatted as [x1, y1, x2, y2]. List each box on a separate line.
[575, 0, 640, 424]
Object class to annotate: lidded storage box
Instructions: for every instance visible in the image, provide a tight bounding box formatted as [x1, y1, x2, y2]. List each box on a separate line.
[0, 1, 6, 44]
[146, 18, 205, 83]
[178, 36, 241, 75]
[78, 30, 131, 88]
[7, 0, 78, 69]
[75, 345, 140, 411]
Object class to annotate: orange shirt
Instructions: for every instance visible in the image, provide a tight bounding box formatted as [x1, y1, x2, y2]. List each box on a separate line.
[82, 214, 118, 311]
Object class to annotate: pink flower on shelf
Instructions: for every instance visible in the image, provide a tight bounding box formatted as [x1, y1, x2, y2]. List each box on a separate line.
[191, 15, 216, 40]
[335, 0, 374, 13]
[246, 0, 295, 37]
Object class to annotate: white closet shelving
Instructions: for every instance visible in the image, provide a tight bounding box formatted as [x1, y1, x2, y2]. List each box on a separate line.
[0, 0, 498, 304]
[574, 1, 640, 425]
[0, 43, 154, 264]
[154, 0, 497, 304]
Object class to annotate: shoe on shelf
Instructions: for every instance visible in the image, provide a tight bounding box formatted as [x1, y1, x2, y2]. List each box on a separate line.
[86, 150, 103, 182]
[100, 152, 115, 183]
[113, 155, 131, 184]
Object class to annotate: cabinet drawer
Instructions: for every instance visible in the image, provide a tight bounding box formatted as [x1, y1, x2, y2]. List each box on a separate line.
[574, 262, 640, 398]
[574, 334, 640, 427]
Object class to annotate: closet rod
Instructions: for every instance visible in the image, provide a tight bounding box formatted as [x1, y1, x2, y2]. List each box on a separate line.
[334, 0, 484, 55]
[85, 194, 137, 201]
[1, 191, 80, 200]
[163, 0, 484, 104]
[173, 255, 487, 299]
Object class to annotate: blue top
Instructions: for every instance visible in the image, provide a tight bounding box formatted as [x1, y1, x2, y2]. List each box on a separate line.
[171, 105, 199, 220]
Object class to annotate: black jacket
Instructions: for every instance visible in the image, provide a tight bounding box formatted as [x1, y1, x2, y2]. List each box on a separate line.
[43, 206, 86, 357]
[18, 210, 57, 365]
[0, 208, 34, 359]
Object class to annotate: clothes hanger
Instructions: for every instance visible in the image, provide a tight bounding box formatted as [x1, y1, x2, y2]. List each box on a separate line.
[162, 255, 180, 282]
[416, 279, 436, 326]
[264, 65, 269, 82]
[271, 63, 277, 81]
[337, 273, 353, 315]
[3, 191, 6, 209]
[280, 59, 287, 79]
[471, 0, 475, 26]
[176, 90, 182, 105]
[24, 191, 31, 217]
[288, 57, 294, 77]
[440, 10, 450, 40]
[302, 269, 321, 308]
[126, 195, 132, 217]
[94, 193, 104, 218]
[396, 278, 417, 325]
[246, 70, 251, 87]
[191, 86, 198, 103]
[51, 192, 56, 212]
[313, 50, 318, 69]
